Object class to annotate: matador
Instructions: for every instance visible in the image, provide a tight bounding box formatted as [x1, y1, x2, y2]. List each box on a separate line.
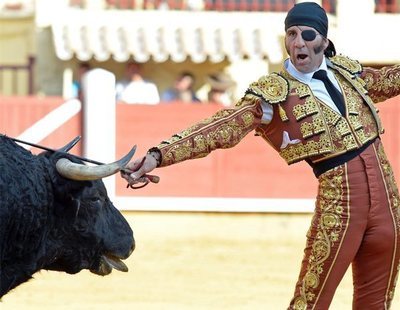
[122, 2, 400, 309]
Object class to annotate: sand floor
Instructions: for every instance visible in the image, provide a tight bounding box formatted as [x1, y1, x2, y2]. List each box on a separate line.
[2, 212, 400, 309]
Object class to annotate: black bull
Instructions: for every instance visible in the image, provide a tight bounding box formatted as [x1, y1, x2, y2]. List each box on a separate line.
[0, 136, 135, 297]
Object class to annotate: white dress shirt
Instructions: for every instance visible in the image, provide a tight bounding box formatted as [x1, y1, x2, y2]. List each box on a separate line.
[260, 57, 342, 124]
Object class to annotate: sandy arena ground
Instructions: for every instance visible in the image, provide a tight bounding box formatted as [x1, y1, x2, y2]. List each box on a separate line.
[2, 212, 400, 309]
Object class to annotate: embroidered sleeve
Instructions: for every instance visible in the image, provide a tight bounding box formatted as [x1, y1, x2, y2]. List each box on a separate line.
[360, 64, 400, 103]
[155, 94, 263, 167]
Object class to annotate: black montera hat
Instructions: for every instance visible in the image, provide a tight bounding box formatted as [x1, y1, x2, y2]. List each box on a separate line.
[284, 2, 336, 57]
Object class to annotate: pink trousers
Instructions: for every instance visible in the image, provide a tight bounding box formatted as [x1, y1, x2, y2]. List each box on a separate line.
[289, 140, 400, 309]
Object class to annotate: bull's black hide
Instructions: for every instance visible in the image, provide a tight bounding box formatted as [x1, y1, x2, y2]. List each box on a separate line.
[0, 136, 134, 297]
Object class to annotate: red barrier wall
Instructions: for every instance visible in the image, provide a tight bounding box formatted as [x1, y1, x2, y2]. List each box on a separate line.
[115, 98, 400, 199]
[1, 95, 399, 199]
[0, 96, 82, 155]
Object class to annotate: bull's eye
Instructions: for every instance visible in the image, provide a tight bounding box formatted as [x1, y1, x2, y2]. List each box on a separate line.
[90, 198, 102, 208]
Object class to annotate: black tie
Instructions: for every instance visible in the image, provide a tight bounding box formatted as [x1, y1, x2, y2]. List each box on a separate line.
[313, 70, 345, 116]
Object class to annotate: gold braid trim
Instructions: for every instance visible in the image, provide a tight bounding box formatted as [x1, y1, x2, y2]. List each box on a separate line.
[329, 54, 363, 75]
[374, 143, 400, 306]
[156, 94, 263, 167]
[246, 73, 289, 122]
[329, 58, 384, 135]
[330, 55, 400, 103]
[293, 166, 346, 309]
[246, 73, 289, 104]
[361, 64, 400, 103]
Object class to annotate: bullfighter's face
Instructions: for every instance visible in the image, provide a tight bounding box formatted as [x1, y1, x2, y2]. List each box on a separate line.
[285, 25, 329, 73]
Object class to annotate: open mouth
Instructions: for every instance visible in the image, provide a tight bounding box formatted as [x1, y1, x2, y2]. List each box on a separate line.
[297, 54, 308, 60]
[90, 254, 129, 275]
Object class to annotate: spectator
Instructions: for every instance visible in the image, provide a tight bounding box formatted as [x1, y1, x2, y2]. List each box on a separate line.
[206, 72, 236, 106]
[116, 62, 160, 105]
[161, 71, 200, 103]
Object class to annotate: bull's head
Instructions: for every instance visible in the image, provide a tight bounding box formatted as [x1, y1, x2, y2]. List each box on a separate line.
[0, 136, 137, 298]
[41, 139, 136, 276]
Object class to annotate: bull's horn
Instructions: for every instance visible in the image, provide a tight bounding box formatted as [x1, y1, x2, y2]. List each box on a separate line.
[56, 146, 137, 181]
[58, 136, 82, 152]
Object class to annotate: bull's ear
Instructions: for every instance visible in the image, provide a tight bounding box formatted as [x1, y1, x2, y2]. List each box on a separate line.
[58, 136, 81, 153]
[36, 136, 81, 157]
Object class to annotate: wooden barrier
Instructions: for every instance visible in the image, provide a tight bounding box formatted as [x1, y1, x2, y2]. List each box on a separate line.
[1, 95, 399, 199]
[0, 96, 82, 154]
[115, 98, 400, 199]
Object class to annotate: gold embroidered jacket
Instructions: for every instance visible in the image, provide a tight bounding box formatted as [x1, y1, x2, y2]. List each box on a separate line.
[155, 55, 400, 167]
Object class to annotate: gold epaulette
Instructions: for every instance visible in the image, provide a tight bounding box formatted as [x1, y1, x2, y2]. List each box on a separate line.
[246, 73, 289, 105]
[329, 54, 363, 75]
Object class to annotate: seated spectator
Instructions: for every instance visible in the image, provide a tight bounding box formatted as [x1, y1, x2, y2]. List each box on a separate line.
[206, 73, 236, 107]
[161, 71, 201, 103]
[116, 62, 160, 105]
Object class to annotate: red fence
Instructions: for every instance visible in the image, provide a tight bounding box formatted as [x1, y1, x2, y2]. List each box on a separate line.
[114, 98, 400, 198]
[70, 0, 340, 13]
[375, 0, 400, 12]
[68, 0, 400, 13]
[0, 96, 82, 154]
[1, 95, 399, 199]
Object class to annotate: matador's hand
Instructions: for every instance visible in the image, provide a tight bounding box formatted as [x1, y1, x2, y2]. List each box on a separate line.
[121, 152, 159, 189]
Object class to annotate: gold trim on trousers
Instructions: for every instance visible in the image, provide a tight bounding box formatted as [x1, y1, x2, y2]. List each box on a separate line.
[289, 139, 400, 309]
